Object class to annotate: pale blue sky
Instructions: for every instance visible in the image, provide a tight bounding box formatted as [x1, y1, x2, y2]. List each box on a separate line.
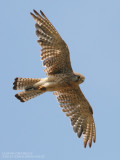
[0, 0, 120, 159]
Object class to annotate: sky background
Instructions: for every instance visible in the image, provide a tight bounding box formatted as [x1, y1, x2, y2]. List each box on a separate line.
[0, 0, 120, 159]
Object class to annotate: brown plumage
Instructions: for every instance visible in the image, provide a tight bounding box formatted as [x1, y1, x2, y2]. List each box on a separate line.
[54, 87, 96, 148]
[30, 10, 73, 75]
[13, 10, 96, 148]
[13, 78, 41, 90]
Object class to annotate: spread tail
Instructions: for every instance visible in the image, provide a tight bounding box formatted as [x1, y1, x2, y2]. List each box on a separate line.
[13, 77, 46, 102]
[13, 77, 41, 90]
[15, 90, 45, 102]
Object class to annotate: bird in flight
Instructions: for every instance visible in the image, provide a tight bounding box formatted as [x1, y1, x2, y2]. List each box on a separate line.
[13, 10, 96, 148]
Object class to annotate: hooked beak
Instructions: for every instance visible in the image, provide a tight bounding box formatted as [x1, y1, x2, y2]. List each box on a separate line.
[81, 76, 85, 83]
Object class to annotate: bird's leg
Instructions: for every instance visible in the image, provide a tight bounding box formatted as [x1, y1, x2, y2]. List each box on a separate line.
[37, 86, 46, 91]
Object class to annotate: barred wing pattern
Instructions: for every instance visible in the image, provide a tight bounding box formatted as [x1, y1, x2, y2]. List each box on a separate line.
[30, 10, 73, 75]
[54, 87, 96, 148]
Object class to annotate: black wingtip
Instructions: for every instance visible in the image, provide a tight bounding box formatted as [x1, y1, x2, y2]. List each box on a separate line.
[30, 9, 45, 19]
[40, 10, 45, 17]
[30, 12, 33, 16]
[33, 9, 38, 14]
[30, 12, 35, 18]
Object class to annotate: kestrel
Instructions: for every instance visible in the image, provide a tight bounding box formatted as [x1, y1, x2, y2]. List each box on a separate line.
[13, 10, 96, 148]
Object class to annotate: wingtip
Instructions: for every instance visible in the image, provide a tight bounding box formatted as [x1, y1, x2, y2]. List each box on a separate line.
[40, 10, 46, 17]
[93, 137, 96, 143]
[73, 125, 77, 133]
[30, 9, 38, 17]
[30, 12, 35, 18]
[33, 9, 38, 15]
[77, 128, 83, 138]
[89, 141, 92, 148]
[84, 141, 87, 148]
[30, 12, 33, 16]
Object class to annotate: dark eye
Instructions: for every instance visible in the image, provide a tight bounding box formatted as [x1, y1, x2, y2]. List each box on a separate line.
[77, 75, 80, 80]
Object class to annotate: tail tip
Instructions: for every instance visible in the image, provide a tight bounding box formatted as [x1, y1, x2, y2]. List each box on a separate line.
[13, 77, 20, 90]
[15, 77, 19, 80]
[15, 94, 25, 102]
[13, 80, 17, 90]
[13, 85, 17, 90]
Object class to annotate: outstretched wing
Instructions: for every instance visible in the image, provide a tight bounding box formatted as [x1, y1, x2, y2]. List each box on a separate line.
[30, 10, 73, 75]
[54, 87, 96, 148]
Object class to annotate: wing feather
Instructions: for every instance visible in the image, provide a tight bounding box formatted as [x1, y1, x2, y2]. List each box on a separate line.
[53, 87, 96, 148]
[30, 10, 73, 75]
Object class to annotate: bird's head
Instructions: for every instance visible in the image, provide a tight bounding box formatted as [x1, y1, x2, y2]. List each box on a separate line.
[73, 72, 85, 84]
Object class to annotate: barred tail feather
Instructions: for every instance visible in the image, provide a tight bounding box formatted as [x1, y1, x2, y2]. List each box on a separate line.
[15, 90, 45, 102]
[13, 77, 41, 90]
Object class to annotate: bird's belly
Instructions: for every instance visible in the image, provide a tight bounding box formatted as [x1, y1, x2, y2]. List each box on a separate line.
[45, 80, 73, 91]
[34, 75, 73, 91]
